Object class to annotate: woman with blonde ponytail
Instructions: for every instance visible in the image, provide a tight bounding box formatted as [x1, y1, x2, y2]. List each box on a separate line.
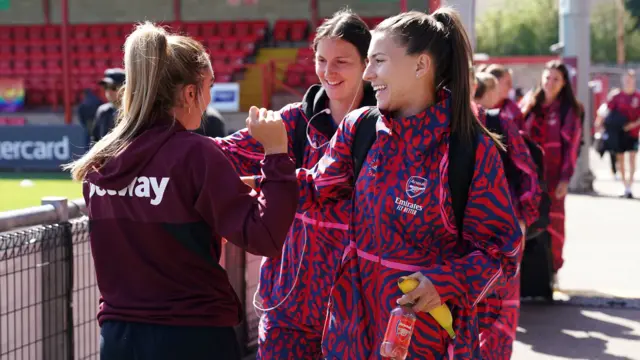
[64, 22, 298, 360]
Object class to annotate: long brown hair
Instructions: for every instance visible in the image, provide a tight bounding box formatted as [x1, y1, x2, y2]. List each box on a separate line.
[524, 60, 582, 118]
[373, 8, 502, 147]
[64, 22, 211, 181]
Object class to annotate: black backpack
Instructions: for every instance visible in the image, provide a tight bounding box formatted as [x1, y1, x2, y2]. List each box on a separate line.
[484, 109, 550, 241]
[349, 107, 478, 238]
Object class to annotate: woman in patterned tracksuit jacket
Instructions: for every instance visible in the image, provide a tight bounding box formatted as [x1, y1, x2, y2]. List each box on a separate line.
[522, 60, 582, 276]
[214, 10, 375, 359]
[485, 64, 526, 131]
[474, 72, 542, 360]
[256, 9, 522, 359]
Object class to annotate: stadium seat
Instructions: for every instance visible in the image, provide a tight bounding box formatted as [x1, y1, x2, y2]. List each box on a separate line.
[304, 73, 318, 87]
[73, 25, 90, 40]
[250, 20, 268, 40]
[235, 21, 251, 38]
[222, 38, 239, 52]
[0, 60, 12, 75]
[290, 20, 308, 42]
[201, 23, 216, 37]
[13, 60, 29, 76]
[41, 25, 59, 40]
[218, 22, 234, 38]
[89, 25, 106, 40]
[0, 26, 10, 40]
[297, 47, 314, 64]
[273, 21, 289, 43]
[12, 26, 28, 41]
[28, 26, 44, 40]
[184, 23, 201, 37]
[45, 59, 63, 75]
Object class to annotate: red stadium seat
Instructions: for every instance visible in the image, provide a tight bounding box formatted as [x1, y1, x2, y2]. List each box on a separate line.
[0, 26, 10, 40]
[0, 59, 12, 75]
[105, 24, 121, 40]
[201, 23, 216, 37]
[251, 20, 267, 39]
[235, 21, 251, 38]
[290, 20, 308, 42]
[28, 25, 44, 40]
[13, 59, 29, 76]
[73, 25, 90, 40]
[45, 59, 63, 75]
[273, 21, 289, 42]
[30, 59, 46, 75]
[297, 47, 314, 63]
[183, 23, 200, 37]
[218, 22, 234, 38]
[12, 26, 28, 41]
[89, 24, 106, 39]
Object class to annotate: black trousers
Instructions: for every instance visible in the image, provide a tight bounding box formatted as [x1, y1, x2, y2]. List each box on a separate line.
[100, 320, 242, 360]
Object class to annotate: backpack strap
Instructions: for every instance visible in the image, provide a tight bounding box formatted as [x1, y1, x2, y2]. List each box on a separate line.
[448, 127, 479, 238]
[349, 107, 478, 239]
[484, 109, 503, 136]
[351, 107, 380, 180]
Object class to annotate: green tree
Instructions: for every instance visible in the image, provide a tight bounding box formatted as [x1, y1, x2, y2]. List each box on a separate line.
[625, 0, 640, 32]
[475, 0, 640, 63]
[591, 1, 640, 62]
[475, 0, 558, 57]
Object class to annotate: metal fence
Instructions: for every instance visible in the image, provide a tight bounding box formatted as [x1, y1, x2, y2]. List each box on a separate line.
[0, 198, 259, 360]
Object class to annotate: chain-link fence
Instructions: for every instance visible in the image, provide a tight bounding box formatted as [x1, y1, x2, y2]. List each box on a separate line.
[0, 216, 99, 360]
[0, 198, 256, 360]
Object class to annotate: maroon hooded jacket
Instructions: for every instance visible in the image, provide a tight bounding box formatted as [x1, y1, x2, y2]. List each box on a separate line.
[83, 119, 298, 327]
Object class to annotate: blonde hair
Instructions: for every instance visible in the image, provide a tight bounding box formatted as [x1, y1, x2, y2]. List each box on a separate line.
[485, 63, 513, 80]
[474, 72, 498, 100]
[64, 22, 211, 181]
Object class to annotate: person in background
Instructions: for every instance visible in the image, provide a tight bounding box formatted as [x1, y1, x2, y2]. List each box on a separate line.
[514, 88, 524, 104]
[474, 72, 541, 360]
[594, 88, 621, 179]
[193, 105, 227, 138]
[266, 8, 522, 359]
[63, 22, 298, 360]
[92, 68, 126, 142]
[606, 70, 640, 198]
[77, 88, 103, 149]
[215, 9, 376, 359]
[485, 64, 525, 130]
[522, 60, 582, 282]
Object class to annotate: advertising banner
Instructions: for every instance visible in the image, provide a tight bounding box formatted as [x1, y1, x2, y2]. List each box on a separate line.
[210, 82, 240, 112]
[0, 125, 88, 171]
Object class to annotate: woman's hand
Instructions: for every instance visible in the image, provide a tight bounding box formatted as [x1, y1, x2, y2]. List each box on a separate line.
[240, 176, 257, 190]
[396, 272, 442, 313]
[246, 106, 288, 155]
[555, 181, 569, 199]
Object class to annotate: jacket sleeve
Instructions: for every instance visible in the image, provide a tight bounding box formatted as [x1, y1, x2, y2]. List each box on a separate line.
[213, 103, 301, 176]
[292, 112, 360, 211]
[192, 141, 299, 258]
[501, 116, 541, 226]
[421, 136, 523, 309]
[560, 107, 582, 183]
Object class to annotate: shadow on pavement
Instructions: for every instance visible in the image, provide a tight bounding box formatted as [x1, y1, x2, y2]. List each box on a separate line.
[517, 303, 640, 360]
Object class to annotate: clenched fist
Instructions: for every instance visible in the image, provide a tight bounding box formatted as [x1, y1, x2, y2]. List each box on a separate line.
[246, 106, 288, 155]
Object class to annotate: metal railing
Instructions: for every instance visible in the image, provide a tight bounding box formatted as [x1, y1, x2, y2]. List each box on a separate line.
[0, 198, 255, 359]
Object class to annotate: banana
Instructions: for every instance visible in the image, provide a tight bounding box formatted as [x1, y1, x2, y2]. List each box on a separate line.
[397, 277, 456, 339]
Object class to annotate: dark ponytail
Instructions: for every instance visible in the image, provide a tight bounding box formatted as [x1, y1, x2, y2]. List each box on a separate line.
[374, 8, 502, 148]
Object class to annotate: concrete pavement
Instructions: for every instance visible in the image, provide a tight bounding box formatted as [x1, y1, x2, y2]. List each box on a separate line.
[513, 150, 640, 359]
